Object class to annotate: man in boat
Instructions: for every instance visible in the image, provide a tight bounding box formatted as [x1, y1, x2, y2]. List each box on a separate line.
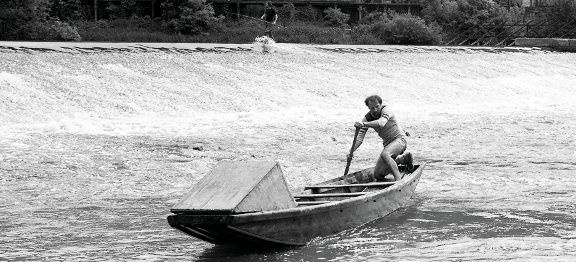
[351, 95, 413, 181]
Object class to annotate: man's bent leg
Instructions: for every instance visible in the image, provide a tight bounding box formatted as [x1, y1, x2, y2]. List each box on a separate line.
[374, 153, 402, 181]
[375, 153, 401, 181]
[374, 156, 391, 181]
[374, 138, 406, 181]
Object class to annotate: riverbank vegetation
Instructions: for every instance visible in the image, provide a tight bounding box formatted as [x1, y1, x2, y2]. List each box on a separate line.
[1, 0, 575, 45]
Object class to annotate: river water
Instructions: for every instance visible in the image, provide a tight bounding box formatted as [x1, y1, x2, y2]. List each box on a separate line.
[1, 42, 575, 261]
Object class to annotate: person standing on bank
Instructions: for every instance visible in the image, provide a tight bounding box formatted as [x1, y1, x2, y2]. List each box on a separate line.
[261, 2, 278, 38]
[351, 95, 413, 181]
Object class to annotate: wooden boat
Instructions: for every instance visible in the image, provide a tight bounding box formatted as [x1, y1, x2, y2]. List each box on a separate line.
[167, 161, 425, 246]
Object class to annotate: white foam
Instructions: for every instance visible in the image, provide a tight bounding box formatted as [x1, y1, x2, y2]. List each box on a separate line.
[1, 45, 576, 137]
[0, 71, 26, 86]
[253, 36, 277, 53]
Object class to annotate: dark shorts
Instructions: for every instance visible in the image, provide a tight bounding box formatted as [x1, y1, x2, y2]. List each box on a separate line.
[383, 137, 407, 158]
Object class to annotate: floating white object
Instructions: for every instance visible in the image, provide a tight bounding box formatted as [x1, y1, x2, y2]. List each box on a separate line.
[253, 36, 277, 53]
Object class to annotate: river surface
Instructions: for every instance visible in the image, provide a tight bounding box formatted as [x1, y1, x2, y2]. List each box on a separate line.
[1, 42, 575, 261]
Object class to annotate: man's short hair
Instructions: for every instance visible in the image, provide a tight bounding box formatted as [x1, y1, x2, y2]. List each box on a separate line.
[364, 95, 382, 106]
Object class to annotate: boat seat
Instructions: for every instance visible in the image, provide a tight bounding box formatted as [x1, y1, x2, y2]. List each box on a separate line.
[295, 201, 331, 206]
[304, 181, 395, 190]
[293, 192, 368, 198]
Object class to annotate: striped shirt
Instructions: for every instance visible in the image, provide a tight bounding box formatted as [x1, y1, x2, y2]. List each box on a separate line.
[356, 106, 406, 148]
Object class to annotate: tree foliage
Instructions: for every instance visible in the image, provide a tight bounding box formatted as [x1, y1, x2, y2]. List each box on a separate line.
[49, 0, 84, 21]
[0, 0, 80, 40]
[1, 0, 575, 42]
[543, 0, 576, 23]
[359, 11, 391, 25]
[353, 13, 442, 45]
[421, 0, 523, 35]
[277, 3, 296, 25]
[295, 6, 317, 22]
[106, 0, 146, 19]
[160, 0, 223, 34]
[323, 7, 350, 27]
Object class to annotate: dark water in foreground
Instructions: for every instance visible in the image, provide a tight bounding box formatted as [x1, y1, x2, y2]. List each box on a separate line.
[1, 43, 575, 261]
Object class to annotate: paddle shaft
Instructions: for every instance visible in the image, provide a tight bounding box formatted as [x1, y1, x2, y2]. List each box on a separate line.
[344, 127, 361, 176]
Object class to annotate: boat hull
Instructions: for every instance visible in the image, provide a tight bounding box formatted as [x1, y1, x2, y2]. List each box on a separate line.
[168, 164, 425, 246]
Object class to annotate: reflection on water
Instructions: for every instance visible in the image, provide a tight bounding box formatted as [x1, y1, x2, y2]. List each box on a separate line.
[197, 245, 298, 261]
[1, 44, 576, 261]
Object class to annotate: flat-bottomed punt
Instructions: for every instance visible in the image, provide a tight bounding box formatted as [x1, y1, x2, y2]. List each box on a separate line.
[167, 161, 425, 246]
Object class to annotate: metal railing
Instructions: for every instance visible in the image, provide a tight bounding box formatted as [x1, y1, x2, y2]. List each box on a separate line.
[444, 17, 576, 46]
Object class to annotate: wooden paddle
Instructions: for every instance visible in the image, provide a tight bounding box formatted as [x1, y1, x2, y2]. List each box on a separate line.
[344, 126, 361, 176]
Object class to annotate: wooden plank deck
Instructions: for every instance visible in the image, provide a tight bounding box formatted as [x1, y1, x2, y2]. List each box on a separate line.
[293, 192, 368, 198]
[295, 201, 332, 206]
[305, 182, 395, 190]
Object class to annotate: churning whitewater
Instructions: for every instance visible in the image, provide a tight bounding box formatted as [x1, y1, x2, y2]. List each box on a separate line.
[0, 42, 575, 261]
